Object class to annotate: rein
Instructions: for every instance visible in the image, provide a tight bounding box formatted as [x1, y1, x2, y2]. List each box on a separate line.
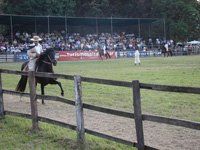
[42, 60, 52, 65]
[41, 53, 54, 65]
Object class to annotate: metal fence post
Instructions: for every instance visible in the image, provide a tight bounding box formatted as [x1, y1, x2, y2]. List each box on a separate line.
[74, 75, 85, 148]
[132, 80, 144, 150]
[28, 71, 39, 131]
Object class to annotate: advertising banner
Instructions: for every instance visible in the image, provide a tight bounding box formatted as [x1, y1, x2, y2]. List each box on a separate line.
[15, 53, 29, 61]
[117, 50, 162, 58]
[57, 50, 116, 61]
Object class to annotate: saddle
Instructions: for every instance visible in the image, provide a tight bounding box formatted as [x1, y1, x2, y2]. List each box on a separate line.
[22, 59, 39, 72]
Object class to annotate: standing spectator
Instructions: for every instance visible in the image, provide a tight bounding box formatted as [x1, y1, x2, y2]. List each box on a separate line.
[134, 49, 141, 65]
[148, 37, 153, 49]
[156, 38, 160, 48]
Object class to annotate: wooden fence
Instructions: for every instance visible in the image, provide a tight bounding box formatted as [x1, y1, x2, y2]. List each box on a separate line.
[0, 69, 200, 150]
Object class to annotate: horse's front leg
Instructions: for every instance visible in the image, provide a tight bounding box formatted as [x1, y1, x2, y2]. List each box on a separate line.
[57, 81, 64, 96]
[164, 52, 166, 57]
[41, 84, 45, 104]
[50, 80, 64, 96]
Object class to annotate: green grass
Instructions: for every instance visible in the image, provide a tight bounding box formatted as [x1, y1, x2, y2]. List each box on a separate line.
[1, 56, 199, 119]
[1, 56, 200, 119]
[0, 55, 200, 149]
[0, 116, 134, 150]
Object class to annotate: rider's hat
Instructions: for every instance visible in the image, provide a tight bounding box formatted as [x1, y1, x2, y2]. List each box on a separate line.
[30, 36, 42, 42]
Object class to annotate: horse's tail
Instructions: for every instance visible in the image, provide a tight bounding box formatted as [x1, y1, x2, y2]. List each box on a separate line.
[15, 61, 28, 92]
[15, 75, 28, 92]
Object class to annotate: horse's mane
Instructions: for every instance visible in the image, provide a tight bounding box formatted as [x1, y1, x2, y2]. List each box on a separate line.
[38, 48, 54, 62]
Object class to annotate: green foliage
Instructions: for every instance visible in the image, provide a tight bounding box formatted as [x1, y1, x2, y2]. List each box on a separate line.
[169, 21, 189, 41]
[2, 0, 76, 16]
[75, 0, 111, 17]
[0, 0, 199, 41]
[151, 0, 200, 40]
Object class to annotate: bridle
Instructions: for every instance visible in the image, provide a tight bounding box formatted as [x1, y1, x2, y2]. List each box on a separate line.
[42, 53, 55, 65]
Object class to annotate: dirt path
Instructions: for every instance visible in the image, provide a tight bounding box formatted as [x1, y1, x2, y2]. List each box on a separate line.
[4, 94, 200, 150]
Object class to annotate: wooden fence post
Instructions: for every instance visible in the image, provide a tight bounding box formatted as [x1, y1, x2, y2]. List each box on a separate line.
[132, 80, 144, 150]
[0, 73, 4, 118]
[74, 75, 85, 148]
[28, 71, 39, 131]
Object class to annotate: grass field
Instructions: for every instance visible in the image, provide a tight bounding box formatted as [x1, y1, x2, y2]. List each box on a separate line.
[0, 55, 200, 149]
[0, 116, 134, 150]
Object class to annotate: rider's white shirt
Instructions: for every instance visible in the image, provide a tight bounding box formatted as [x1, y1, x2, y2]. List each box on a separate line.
[35, 43, 43, 54]
[27, 43, 43, 71]
[164, 43, 169, 51]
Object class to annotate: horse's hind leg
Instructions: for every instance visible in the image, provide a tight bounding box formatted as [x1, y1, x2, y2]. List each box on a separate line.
[41, 84, 45, 104]
[99, 54, 103, 60]
[107, 52, 111, 58]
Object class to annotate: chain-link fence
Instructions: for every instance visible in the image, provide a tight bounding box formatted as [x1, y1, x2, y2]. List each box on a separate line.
[0, 14, 164, 42]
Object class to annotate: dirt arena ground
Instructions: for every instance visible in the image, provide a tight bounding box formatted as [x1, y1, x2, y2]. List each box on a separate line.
[4, 94, 200, 150]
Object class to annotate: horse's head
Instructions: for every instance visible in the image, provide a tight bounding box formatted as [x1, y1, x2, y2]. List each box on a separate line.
[43, 48, 57, 66]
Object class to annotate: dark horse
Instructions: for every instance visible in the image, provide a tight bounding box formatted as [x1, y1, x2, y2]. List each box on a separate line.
[98, 48, 111, 60]
[161, 45, 173, 57]
[16, 48, 64, 104]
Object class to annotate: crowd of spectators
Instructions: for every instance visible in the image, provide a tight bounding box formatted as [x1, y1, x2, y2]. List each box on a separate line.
[0, 30, 174, 54]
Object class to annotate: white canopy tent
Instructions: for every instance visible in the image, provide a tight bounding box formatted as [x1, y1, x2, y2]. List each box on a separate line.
[187, 40, 200, 44]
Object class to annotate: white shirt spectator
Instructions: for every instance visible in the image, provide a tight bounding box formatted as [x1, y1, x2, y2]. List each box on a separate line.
[135, 50, 140, 65]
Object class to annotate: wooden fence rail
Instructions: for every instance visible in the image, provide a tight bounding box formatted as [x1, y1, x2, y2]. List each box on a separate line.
[0, 73, 4, 117]
[28, 71, 39, 131]
[0, 68, 200, 150]
[1, 69, 200, 94]
[132, 80, 144, 149]
[74, 75, 85, 148]
[4, 110, 157, 150]
[3, 89, 200, 130]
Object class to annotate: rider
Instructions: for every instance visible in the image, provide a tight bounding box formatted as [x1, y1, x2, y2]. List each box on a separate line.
[27, 35, 43, 71]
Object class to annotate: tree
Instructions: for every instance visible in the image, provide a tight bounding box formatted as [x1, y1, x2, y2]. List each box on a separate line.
[0, 0, 199, 41]
[1, 0, 76, 16]
[75, 0, 110, 17]
[151, 0, 200, 41]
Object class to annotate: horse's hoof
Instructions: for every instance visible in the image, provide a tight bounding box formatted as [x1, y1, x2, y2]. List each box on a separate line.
[61, 92, 64, 96]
